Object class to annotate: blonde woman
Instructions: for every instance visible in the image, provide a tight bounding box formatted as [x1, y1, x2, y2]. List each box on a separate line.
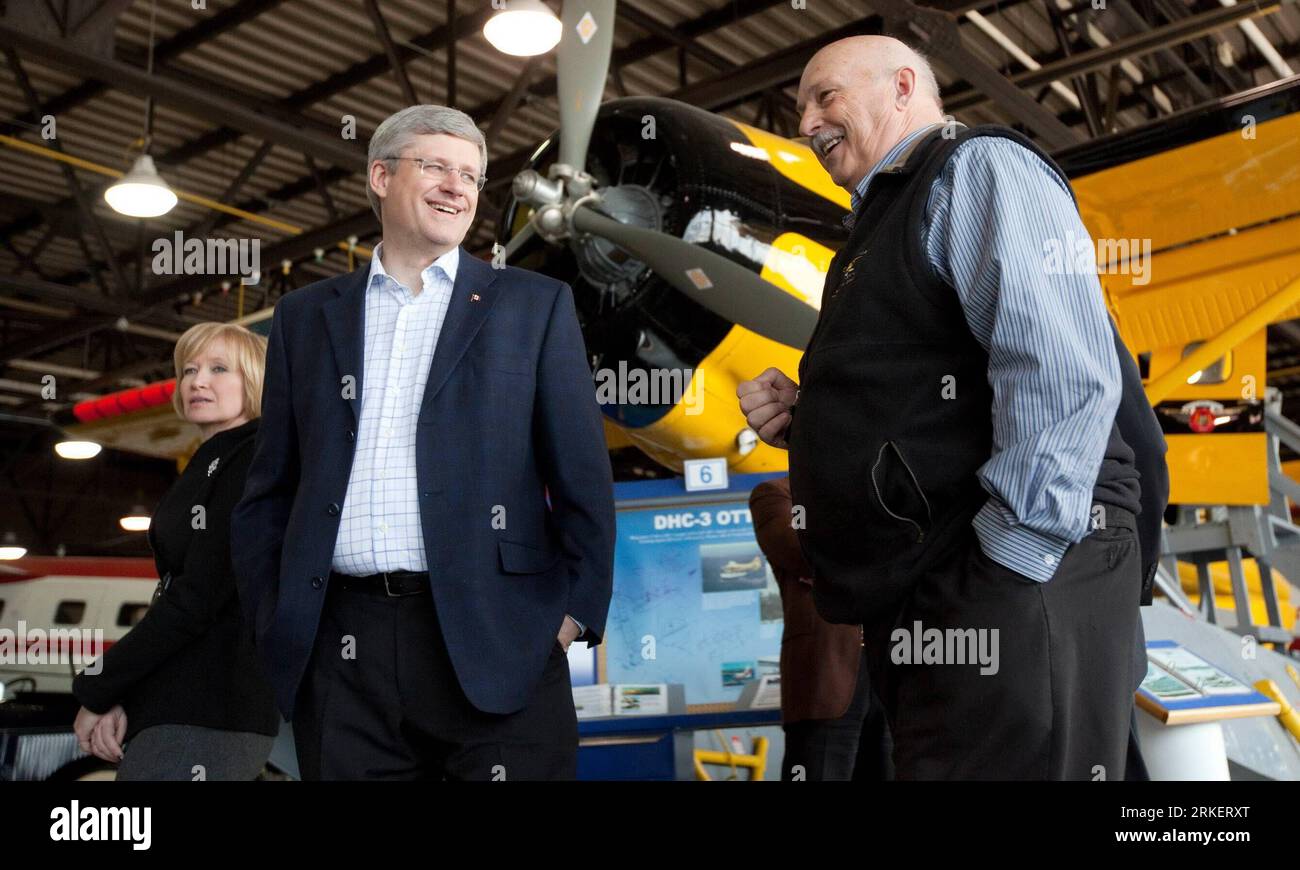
[72, 322, 280, 780]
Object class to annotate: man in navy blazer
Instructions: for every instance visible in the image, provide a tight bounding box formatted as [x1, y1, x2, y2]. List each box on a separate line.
[231, 105, 615, 780]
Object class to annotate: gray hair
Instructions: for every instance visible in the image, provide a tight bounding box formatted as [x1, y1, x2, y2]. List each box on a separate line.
[366, 105, 488, 220]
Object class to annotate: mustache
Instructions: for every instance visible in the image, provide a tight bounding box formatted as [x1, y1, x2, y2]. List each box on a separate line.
[811, 128, 847, 159]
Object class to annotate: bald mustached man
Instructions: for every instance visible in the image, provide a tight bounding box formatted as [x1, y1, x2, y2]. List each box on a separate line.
[738, 37, 1167, 780]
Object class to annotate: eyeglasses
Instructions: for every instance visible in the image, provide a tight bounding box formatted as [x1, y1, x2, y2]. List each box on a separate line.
[385, 156, 486, 191]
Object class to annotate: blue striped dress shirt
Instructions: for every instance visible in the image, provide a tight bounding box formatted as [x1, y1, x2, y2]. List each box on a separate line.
[849, 125, 1121, 583]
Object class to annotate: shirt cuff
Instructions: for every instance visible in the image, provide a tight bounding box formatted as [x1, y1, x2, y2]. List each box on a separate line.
[972, 499, 1071, 583]
[568, 615, 586, 637]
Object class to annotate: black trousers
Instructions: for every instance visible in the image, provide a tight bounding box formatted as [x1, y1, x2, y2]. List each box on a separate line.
[868, 506, 1143, 780]
[782, 648, 894, 781]
[293, 580, 578, 781]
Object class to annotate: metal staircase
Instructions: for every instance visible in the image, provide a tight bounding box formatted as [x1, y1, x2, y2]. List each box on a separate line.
[1158, 390, 1300, 646]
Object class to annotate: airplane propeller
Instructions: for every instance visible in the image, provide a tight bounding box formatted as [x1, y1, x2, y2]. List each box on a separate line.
[502, 0, 817, 350]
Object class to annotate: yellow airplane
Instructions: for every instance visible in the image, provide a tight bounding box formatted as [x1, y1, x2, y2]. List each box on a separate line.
[62, 79, 1300, 508]
[60, 0, 1300, 525]
[54, 33, 1300, 638]
[500, 77, 1300, 510]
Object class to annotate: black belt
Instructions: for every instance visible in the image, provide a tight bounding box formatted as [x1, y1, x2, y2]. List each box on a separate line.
[330, 570, 429, 597]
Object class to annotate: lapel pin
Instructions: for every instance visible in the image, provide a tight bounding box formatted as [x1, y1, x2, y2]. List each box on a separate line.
[470, 293, 481, 302]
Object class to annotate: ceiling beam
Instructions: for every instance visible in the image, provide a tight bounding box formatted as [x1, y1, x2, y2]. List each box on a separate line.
[1151, 0, 1251, 93]
[0, 0, 831, 264]
[0, 22, 367, 169]
[614, 4, 736, 73]
[0, 272, 133, 316]
[472, 0, 796, 121]
[303, 155, 340, 222]
[3, 206, 380, 380]
[363, 0, 418, 106]
[3, 229, 54, 279]
[0, 0, 289, 136]
[943, 0, 1290, 112]
[0, 312, 117, 366]
[1112, 0, 1214, 103]
[669, 17, 880, 110]
[0, 2, 498, 248]
[4, 47, 132, 295]
[48, 160, 354, 288]
[4, 0, 811, 373]
[192, 140, 274, 240]
[1052, 36, 1300, 128]
[869, 0, 1082, 148]
[69, 0, 134, 36]
[9, 0, 1106, 385]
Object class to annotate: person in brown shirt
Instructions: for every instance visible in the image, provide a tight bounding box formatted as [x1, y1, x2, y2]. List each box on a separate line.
[751, 477, 892, 780]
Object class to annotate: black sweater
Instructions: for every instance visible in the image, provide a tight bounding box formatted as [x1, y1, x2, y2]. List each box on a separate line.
[73, 419, 280, 740]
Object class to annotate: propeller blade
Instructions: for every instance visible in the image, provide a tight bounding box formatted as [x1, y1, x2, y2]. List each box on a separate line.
[557, 0, 615, 171]
[571, 206, 817, 350]
[501, 221, 539, 262]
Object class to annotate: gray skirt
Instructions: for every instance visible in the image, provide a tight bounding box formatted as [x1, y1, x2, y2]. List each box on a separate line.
[114, 724, 275, 781]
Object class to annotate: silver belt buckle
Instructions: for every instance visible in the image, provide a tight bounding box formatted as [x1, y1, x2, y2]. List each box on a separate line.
[382, 572, 399, 597]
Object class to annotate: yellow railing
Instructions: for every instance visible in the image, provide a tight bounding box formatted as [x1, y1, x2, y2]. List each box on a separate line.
[694, 734, 769, 781]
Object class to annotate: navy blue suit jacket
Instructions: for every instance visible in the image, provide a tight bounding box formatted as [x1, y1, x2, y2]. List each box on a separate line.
[231, 249, 615, 718]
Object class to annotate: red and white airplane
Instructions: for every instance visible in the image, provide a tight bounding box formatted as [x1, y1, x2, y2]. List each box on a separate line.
[0, 556, 156, 696]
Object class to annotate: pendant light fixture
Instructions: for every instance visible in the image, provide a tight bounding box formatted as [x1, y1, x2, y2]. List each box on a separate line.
[54, 439, 102, 460]
[0, 531, 27, 560]
[104, 154, 176, 218]
[119, 506, 151, 533]
[104, 1, 176, 218]
[483, 0, 562, 57]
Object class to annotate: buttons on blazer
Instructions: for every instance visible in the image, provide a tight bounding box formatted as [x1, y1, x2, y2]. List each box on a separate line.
[327, 503, 341, 516]
[311, 576, 324, 590]
[346, 429, 355, 442]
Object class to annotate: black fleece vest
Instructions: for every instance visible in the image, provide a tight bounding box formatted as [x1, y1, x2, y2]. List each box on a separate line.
[787, 125, 1139, 626]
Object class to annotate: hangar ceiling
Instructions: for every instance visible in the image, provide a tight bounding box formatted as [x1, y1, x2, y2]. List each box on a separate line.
[2, 0, 1298, 407]
[0, 0, 1297, 552]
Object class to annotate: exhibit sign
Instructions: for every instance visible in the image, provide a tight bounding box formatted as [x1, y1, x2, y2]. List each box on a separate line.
[603, 476, 784, 705]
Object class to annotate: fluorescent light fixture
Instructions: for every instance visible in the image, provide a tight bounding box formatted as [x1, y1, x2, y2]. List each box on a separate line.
[483, 0, 562, 57]
[104, 155, 178, 218]
[55, 440, 102, 460]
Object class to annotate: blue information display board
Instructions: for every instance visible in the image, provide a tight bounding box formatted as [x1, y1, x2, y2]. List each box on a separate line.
[602, 474, 785, 705]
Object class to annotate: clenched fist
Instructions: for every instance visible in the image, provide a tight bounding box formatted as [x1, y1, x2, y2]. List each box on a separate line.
[737, 367, 799, 449]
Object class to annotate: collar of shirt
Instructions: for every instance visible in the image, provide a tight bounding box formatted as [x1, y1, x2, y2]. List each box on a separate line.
[368, 242, 460, 297]
[847, 124, 950, 217]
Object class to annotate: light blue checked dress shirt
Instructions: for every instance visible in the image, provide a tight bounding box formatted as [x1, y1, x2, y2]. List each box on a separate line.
[849, 125, 1121, 583]
[331, 243, 459, 576]
[328, 244, 588, 637]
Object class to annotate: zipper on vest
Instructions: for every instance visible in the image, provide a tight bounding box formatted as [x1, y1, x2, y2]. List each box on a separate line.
[871, 441, 933, 544]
